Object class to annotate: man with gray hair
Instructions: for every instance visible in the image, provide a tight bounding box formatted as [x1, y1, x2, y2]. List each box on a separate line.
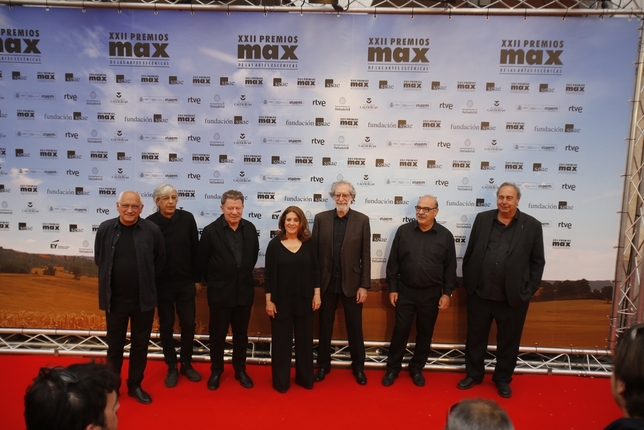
[312, 180, 371, 385]
[445, 398, 514, 430]
[95, 190, 165, 404]
[382, 195, 456, 388]
[198, 190, 259, 390]
[147, 184, 202, 388]
[457, 182, 545, 398]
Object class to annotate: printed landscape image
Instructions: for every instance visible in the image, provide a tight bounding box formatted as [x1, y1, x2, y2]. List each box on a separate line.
[0, 248, 613, 349]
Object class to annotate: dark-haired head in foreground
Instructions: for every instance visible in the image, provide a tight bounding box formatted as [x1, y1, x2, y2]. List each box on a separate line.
[25, 362, 120, 430]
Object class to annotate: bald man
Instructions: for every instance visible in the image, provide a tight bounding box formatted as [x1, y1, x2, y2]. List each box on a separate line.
[95, 191, 165, 405]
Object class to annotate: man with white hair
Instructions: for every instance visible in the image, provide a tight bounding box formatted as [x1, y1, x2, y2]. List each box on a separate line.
[95, 190, 165, 404]
[147, 184, 202, 388]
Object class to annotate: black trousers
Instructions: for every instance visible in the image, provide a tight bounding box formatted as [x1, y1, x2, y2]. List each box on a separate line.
[317, 289, 365, 372]
[270, 310, 314, 392]
[105, 304, 154, 390]
[208, 304, 252, 375]
[386, 287, 440, 375]
[464, 293, 530, 384]
[157, 282, 197, 366]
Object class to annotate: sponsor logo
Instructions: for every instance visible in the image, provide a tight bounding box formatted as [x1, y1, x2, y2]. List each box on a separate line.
[178, 114, 196, 124]
[350, 79, 369, 89]
[457, 81, 476, 91]
[367, 37, 430, 72]
[452, 160, 471, 170]
[237, 34, 299, 70]
[505, 161, 524, 172]
[90, 151, 108, 161]
[533, 163, 548, 172]
[192, 153, 210, 163]
[257, 191, 276, 200]
[324, 79, 340, 88]
[552, 239, 571, 248]
[427, 160, 442, 169]
[499, 39, 564, 75]
[506, 121, 525, 132]
[566, 83, 585, 94]
[558, 163, 578, 173]
[108, 32, 170, 67]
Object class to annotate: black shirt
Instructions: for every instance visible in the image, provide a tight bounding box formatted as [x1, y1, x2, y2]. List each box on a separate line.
[111, 222, 140, 305]
[146, 209, 200, 289]
[386, 220, 456, 296]
[224, 220, 244, 269]
[477, 210, 519, 301]
[331, 210, 348, 293]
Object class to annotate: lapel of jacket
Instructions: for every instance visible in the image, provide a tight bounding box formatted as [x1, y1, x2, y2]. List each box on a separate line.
[478, 210, 495, 251]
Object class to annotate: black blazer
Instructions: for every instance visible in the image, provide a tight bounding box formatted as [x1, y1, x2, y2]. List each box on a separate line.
[311, 208, 371, 296]
[197, 215, 259, 308]
[462, 209, 545, 308]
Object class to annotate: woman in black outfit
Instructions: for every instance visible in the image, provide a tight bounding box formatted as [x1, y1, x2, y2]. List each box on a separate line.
[264, 206, 321, 393]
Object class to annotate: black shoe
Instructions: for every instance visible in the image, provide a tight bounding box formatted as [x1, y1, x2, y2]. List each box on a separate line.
[354, 370, 367, 386]
[457, 376, 482, 390]
[314, 368, 329, 382]
[164, 364, 178, 388]
[128, 386, 152, 405]
[180, 362, 202, 382]
[410, 372, 425, 387]
[381, 372, 397, 387]
[207, 373, 220, 391]
[496, 382, 512, 398]
[235, 371, 254, 389]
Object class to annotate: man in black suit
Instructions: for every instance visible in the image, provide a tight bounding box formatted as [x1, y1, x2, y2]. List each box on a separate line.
[457, 182, 545, 398]
[312, 180, 371, 385]
[198, 190, 259, 390]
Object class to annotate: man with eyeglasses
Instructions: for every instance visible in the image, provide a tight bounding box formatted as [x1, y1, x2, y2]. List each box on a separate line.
[95, 190, 165, 405]
[24, 362, 121, 430]
[457, 182, 545, 398]
[382, 195, 456, 388]
[146, 184, 202, 388]
[312, 180, 371, 385]
[197, 190, 259, 390]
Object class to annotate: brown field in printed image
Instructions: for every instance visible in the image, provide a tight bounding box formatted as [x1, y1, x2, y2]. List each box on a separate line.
[0, 272, 612, 349]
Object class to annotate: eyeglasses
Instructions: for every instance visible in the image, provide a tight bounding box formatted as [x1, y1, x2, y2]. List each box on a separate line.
[415, 206, 437, 213]
[334, 193, 351, 199]
[118, 204, 142, 210]
[38, 367, 79, 430]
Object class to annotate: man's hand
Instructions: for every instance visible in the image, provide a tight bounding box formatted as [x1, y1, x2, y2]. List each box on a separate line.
[389, 292, 398, 307]
[356, 287, 368, 304]
[438, 294, 450, 311]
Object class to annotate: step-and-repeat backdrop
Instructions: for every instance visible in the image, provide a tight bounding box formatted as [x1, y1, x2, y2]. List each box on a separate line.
[0, 8, 639, 344]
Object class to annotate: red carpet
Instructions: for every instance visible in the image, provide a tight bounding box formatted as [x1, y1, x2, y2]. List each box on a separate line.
[1, 354, 621, 429]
